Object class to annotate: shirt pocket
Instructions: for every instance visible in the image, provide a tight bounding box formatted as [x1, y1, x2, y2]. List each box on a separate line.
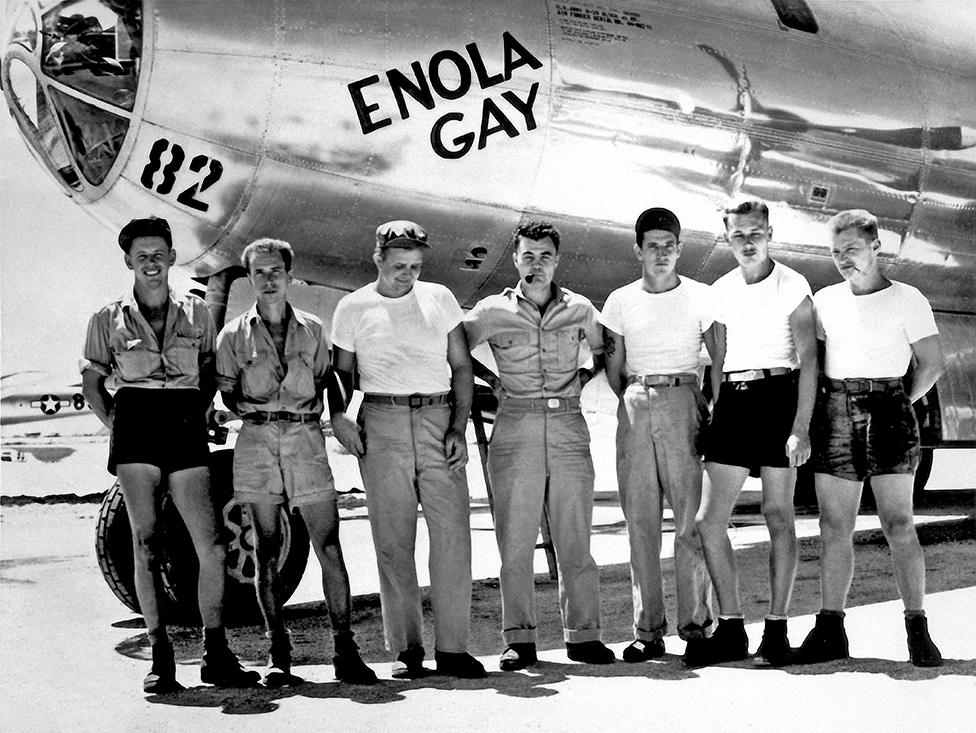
[110, 332, 156, 382]
[282, 350, 316, 402]
[491, 331, 533, 372]
[241, 351, 280, 401]
[554, 327, 582, 370]
[167, 326, 203, 379]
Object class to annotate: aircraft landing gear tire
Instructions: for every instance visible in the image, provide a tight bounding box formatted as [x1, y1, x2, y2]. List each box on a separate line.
[94, 449, 310, 623]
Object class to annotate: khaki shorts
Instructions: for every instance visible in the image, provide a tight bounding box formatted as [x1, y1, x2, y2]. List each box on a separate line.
[233, 421, 336, 509]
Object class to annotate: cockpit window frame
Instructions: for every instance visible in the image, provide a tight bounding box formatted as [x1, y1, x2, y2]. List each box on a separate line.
[2, 44, 84, 191]
[1, 0, 151, 202]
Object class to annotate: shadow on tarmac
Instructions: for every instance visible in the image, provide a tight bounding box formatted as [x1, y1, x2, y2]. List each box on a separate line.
[144, 656, 706, 714]
[776, 656, 976, 681]
[143, 650, 976, 715]
[119, 513, 975, 715]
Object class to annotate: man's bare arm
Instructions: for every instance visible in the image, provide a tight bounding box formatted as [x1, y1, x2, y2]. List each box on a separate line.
[906, 334, 945, 403]
[330, 346, 364, 457]
[603, 326, 626, 397]
[787, 296, 818, 467]
[708, 322, 727, 403]
[82, 369, 114, 430]
[445, 325, 473, 471]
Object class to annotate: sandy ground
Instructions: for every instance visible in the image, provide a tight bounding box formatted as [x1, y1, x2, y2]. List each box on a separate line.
[2, 389, 975, 732]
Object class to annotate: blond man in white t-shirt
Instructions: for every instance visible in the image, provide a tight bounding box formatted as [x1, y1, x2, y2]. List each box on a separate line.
[330, 220, 485, 680]
[689, 199, 818, 668]
[794, 209, 945, 668]
[601, 208, 716, 663]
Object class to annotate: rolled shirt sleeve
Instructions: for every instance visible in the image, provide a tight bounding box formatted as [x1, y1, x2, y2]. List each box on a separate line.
[81, 310, 113, 377]
[215, 325, 240, 394]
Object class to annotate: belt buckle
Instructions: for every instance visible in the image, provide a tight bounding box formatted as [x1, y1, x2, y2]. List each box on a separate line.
[546, 398, 560, 409]
[408, 395, 424, 408]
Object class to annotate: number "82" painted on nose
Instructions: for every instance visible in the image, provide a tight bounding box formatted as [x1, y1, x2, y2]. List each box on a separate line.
[139, 138, 224, 213]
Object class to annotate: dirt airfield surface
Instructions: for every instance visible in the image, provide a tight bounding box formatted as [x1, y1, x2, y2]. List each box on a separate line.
[2, 401, 976, 732]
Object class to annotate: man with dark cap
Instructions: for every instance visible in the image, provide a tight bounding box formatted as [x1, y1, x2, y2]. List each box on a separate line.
[82, 216, 258, 693]
[329, 220, 485, 680]
[601, 208, 716, 663]
[464, 221, 614, 671]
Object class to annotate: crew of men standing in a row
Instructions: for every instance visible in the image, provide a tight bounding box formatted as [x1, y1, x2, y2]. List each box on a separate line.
[82, 199, 946, 694]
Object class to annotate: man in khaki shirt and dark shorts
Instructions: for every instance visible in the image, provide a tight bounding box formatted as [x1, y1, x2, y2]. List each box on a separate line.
[83, 216, 258, 693]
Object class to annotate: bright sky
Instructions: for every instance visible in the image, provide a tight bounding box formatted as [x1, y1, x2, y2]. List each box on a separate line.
[0, 0, 128, 377]
[0, 106, 136, 376]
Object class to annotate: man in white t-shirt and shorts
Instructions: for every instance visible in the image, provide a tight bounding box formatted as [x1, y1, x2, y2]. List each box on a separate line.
[689, 199, 818, 667]
[329, 220, 485, 680]
[793, 209, 944, 668]
[601, 208, 716, 663]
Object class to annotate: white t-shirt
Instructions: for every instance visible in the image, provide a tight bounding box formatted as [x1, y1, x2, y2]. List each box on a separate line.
[712, 261, 812, 372]
[599, 277, 714, 374]
[331, 280, 463, 394]
[815, 280, 938, 379]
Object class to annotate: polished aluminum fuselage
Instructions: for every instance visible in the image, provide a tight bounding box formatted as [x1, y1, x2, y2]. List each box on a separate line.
[5, 0, 976, 441]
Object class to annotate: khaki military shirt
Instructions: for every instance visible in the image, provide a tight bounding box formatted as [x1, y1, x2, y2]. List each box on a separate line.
[464, 284, 603, 398]
[82, 289, 215, 389]
[216, 304, 330, 415]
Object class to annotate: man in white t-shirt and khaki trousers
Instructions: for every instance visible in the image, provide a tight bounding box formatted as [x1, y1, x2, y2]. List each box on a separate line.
[330, 220, 485, 680]
[690, 199, 819, 667]
[793, 209, 944, 667]
[601, 208, 716, 663]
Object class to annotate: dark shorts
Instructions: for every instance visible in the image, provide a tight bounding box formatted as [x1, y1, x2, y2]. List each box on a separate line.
[109, 388, 210, 476]
[704, 372, 798, 476]
[812, 379, 919, 482]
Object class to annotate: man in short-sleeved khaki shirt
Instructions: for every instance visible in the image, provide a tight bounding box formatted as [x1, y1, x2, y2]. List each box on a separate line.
[464, 221, 613, 670]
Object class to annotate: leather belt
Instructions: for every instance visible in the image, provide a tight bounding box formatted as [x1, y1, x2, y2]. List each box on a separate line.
[362, 393, 450, 407]
[723, 367, 794, 383]
[242, 411, 321, 424]
[827, 377, 903, 393]
[628, 373, 698, 388]
[501, 396, 581, 411]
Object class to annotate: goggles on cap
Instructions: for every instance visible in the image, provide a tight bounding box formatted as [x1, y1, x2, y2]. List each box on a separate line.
[375, 220, 430, 249]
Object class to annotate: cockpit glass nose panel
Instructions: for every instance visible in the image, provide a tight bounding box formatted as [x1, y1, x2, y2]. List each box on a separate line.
[8, 58, 39, 126]
[10, 4, 38, 51]
[40, 0, 141, 111]
[48, 86, 128, 186]
[6, 58, 82, 190]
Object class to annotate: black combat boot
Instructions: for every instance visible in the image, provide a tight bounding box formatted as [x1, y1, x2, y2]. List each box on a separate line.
[793, 611, 849, 664]
[200, 627, 261, 687]
[333, 631, 378, 685]
[683, 617, 748, 667]
[905, 614, 943, 668]
[264, 630, 298, 687]
[143, 640, 183, 694]
[756, 618, 793, 666]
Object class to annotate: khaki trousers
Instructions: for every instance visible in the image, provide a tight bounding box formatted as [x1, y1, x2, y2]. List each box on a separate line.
[359, 403, 472, 654]
[488, 401, 602, 645]
[616, 383, 714, 641]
